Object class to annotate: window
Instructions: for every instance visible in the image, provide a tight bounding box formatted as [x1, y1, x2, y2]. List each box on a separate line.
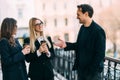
[18, 8, 23, 18]
[65, 18, 68, 26]
[54, 18, 57, 27]
[53, 3, 56, 10]
[42, 3, 45, 11]
[53, 35, 60, 42]
[64, 33, 69, 41]
[44, 19, 47, 26]
[64, 2, 67, 9]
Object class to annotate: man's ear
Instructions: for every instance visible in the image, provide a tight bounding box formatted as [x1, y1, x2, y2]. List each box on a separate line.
[85, 12, 89, 17]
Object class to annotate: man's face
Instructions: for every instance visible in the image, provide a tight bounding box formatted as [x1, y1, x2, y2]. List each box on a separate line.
[77, 8, 86, 24]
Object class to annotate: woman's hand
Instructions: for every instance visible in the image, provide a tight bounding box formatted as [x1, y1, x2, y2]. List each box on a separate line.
[39, 42, 49, 54]
[22, 45, 30, 55]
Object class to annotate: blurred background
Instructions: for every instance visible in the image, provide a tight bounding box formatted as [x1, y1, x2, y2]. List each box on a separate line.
[0, 0, 120, 58]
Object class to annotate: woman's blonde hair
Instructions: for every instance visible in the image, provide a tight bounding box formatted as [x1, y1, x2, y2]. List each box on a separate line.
[29, 17, 51, 53]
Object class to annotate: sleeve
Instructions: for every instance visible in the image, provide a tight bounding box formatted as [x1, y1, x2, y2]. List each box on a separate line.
[25, 52, 37, 62]
[64, 42, 77, 51]
[0, 39, 25, 66]
[47, 36, 55, 59]
[46, 51, 51, 57]
[36, 50, 42, 57]
[90, 29, 106, 72]
[23, 37, 30, 48]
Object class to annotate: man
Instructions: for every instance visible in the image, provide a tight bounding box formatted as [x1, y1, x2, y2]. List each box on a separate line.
[54, 4, 106, 80]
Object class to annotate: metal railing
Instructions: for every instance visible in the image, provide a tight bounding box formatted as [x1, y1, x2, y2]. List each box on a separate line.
[17, 38, 120, 80]
[104, 57, 120, 80]
[53, 48, 120, 80]
[53, 49, 77, 80]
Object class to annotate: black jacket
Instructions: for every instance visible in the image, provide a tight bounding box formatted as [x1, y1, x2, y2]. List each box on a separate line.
[64, 21, 106, 75]
[0, 38, 28, 80]
[25, 36, 55, 80]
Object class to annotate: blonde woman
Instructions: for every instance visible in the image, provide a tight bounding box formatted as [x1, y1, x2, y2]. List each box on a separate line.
[25, 17, 55, 80]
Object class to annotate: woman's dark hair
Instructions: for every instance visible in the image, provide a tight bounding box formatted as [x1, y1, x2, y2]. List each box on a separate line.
[0, 17, 17, 46]
[77, 4, 94, 18]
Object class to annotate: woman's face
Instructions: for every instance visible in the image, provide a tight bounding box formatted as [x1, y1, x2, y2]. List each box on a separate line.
[12, 26, 17, 35]
[34, 20, 43, 32]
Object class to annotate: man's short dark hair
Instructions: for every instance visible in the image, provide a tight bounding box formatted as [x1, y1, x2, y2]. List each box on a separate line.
[77, 4, 94, 18]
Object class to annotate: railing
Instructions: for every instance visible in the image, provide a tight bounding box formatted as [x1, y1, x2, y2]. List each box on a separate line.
[104, 57, 120, 80]
[17, 38, 120, 80]
[53, 49, 77, 80]
[53, 48, 120, 80]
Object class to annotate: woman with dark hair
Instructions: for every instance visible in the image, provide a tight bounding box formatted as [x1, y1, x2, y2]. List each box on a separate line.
[25, 17, 55, 80]
[0, 18, 30, 80]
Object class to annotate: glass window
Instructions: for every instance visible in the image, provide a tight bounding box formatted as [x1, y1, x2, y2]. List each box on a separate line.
[18, 8, 23, 18]
[65, 18, 68, 26]
[54, 18, 57, 27]
[44, 19, 47, 26]
[64, 2, 67, 9]
[42, 3, 45, 11]
[64, 33, 69, 41]
[53, 3, 56, 10]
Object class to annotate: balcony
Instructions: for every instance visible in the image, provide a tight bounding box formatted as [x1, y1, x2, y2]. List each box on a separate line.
[0, 49, 120, 80]
[53, 49, 120, 80]
[0, 44, 119, 80]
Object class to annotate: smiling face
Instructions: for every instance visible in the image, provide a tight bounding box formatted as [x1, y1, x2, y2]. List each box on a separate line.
[77, 8, 87, 24]
[34, 19, 43, 32]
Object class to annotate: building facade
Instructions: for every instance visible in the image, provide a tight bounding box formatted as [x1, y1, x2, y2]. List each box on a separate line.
[0, 0, 120, 52]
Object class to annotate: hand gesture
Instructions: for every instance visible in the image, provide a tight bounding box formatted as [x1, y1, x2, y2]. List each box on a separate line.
[39, 42, 49, 54]
[54, 38, 66, 48]
[22, 45, 30, 55]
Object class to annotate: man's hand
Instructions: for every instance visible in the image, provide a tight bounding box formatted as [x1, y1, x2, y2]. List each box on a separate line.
[54, 38, 66, 48]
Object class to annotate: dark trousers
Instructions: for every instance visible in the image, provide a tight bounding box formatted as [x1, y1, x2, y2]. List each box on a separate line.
[77, 70, 102, 80]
